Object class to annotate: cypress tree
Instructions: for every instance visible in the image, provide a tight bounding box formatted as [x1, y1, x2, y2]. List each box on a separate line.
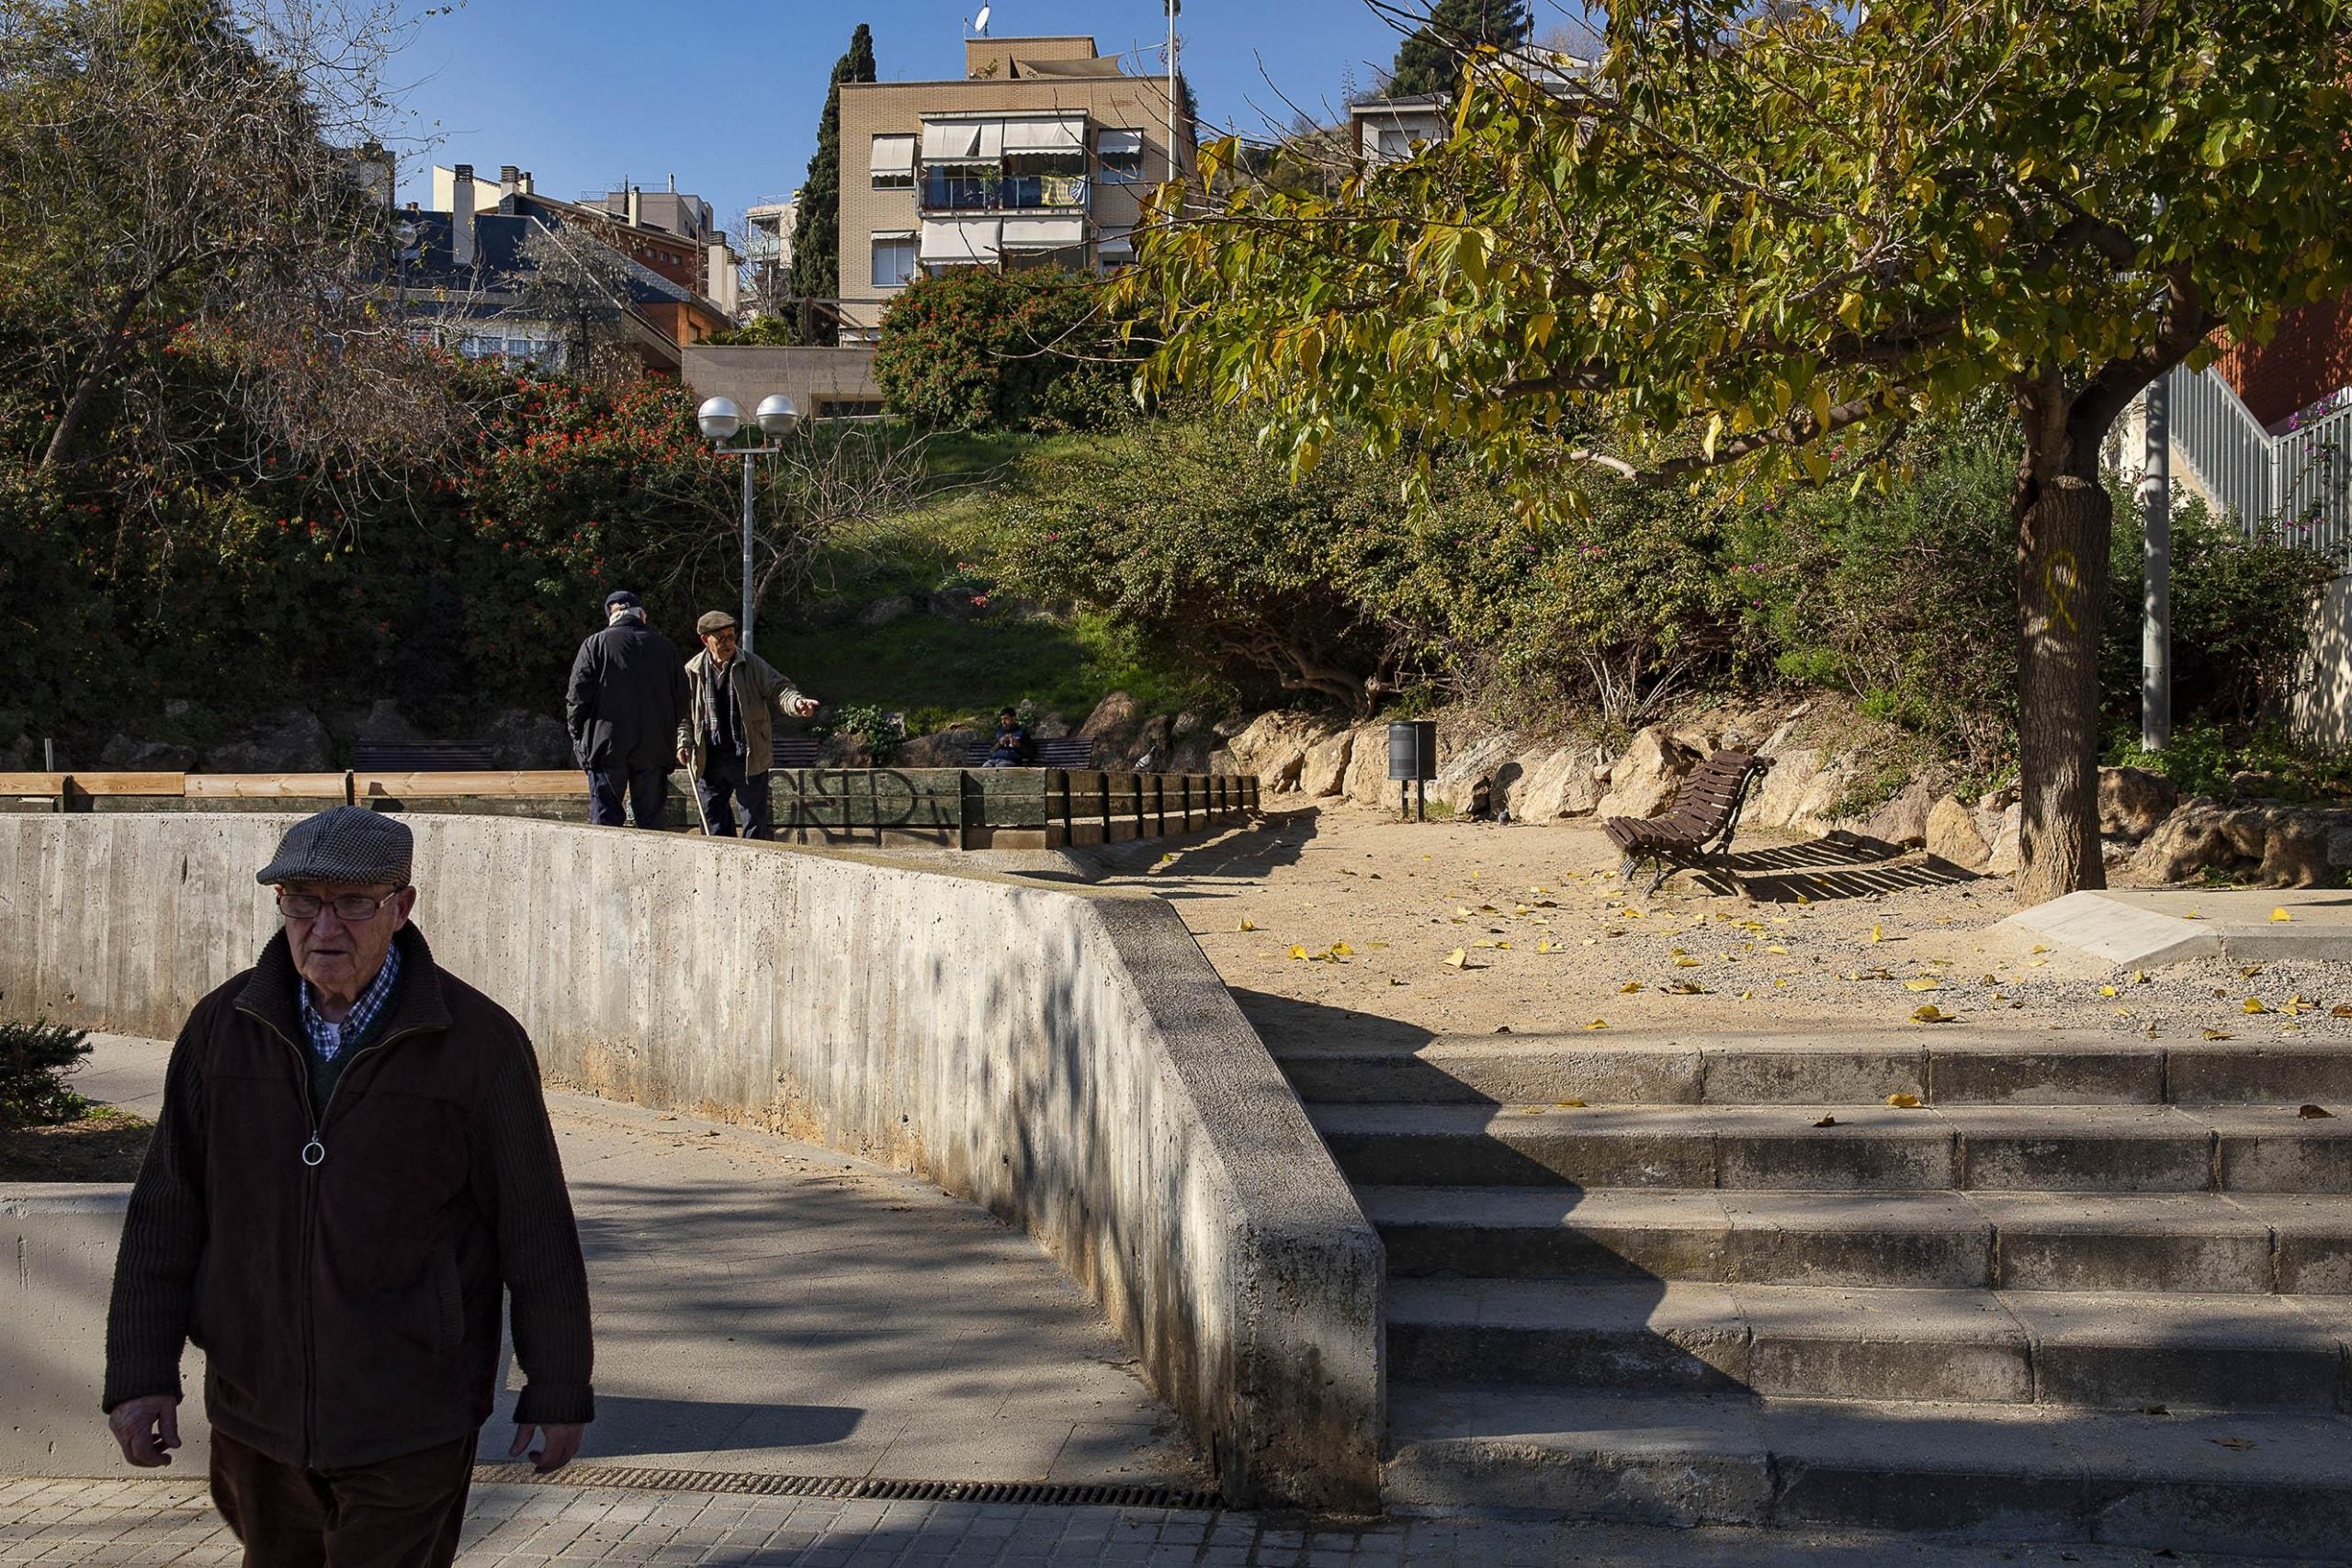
[786, 22, 876, 344]
[1385, 0, 1531, 98]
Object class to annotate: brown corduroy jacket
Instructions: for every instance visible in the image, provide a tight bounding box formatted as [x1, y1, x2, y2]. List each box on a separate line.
[103, 925, 594, 1470]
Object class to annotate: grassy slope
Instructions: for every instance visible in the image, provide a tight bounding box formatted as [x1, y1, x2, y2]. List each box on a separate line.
[763, 430, 1216, 733]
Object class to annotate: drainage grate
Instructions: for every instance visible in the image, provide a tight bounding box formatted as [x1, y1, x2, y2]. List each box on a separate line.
[474, 1463, 1223, 1513]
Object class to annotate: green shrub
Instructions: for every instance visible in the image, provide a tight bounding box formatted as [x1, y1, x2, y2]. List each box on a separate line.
[0, 1020, 91, 1130]
[2103, 498, 2338, 728]
[872, 266, 1127, 433]
[1732, 410, 2021, 772]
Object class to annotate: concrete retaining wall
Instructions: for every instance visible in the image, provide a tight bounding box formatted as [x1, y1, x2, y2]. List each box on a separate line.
[0, 814, 1382, 1507]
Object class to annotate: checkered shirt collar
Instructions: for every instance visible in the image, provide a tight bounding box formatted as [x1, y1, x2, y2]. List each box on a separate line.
[300, 941, 403, 1063]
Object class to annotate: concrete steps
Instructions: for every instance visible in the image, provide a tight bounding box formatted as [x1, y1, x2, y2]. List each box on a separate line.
[1272, 1020, 2352, 1552]
[1363, 1186, 2352, 1292]
[1385, 1279, 2351, 1410]
[1385, 1385, 2352, 1558]
[1275, 1028, 2352, 1106]
[1312, 1101, 2352, 1192]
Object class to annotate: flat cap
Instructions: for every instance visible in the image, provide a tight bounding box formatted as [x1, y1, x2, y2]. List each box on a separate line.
[695, 610, 737, 637]
[604, 589, 642, 611]
[256, 807, 414, 887]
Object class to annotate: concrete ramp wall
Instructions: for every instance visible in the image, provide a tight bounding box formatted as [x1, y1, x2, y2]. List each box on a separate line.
[0, 814, 1382, 1508]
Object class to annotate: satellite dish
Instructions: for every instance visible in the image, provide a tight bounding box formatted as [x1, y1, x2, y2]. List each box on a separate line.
[973, 5, 990, 34]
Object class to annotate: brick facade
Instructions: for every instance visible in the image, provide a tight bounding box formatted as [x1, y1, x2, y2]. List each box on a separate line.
[2211, 290, 2352, 429]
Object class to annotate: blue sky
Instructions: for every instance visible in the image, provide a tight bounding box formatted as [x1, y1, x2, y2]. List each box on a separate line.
[388, 0, 1423, 232]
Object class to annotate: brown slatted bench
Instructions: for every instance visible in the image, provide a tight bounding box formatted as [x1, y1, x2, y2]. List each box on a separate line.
[1600, 750, 1775, 897]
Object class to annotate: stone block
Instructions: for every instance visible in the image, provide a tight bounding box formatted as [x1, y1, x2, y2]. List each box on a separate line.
[1297, 728, 1355, 797]
[1925, 795, 1992, 872]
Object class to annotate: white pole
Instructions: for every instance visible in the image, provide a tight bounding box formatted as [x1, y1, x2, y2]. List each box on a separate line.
[2141, 376, 2172, 750]
[741, 450, 757, 658]
[1167, 0, 1180, 182]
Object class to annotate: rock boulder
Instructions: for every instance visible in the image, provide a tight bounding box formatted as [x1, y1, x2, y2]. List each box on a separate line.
[1215, 711, 1333, 792]
[1925, 795, 1992, 871]
[1862, 780, 1935, 847]
[2098, 766, 2180, 840]
[1594, 726, 1699, 819]
[482, 709, 573, 770]
[1079, 691, 1147, 759]
[1506, 745, 1601, 820]
[1344, 724, 1394, 806]
[204, 708, 334, 773]
[1299, 728, 1356, 797]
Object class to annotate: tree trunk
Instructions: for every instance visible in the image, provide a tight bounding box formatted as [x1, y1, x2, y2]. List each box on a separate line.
[39, 284, 150, 473]
[2011, 396, 2112, 907]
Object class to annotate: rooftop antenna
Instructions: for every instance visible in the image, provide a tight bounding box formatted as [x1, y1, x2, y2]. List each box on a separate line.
[969, 5, 990, 35]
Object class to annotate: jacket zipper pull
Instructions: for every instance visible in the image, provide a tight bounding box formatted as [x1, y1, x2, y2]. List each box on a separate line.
[301, 1133, 325, 1168]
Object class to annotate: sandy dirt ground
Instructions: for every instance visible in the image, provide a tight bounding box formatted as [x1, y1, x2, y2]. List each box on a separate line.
[1102, 803, 2352, 1050]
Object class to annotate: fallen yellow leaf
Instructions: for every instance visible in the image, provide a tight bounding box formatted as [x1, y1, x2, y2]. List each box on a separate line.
[1495, 941, 1513, 951]
[1288, 944, 1309, 960]
[1912, 1005, 1955, 1023]
[1766, 944, 1790, 954]
[2202, 1028, 2233, 1040]
[1444, 948, 1469, 968]
[1554, 1100, 1587, 1109]
[1674, 956, 1702, 968]
[1619, 981, 1643, 994]
[1905, 979, 1941, 992]
[2244, 998, 2268, 1015]
[1331, 941, 1355, 957]
[2099, 985, 2119, 998]
[1887, 1093, 1924, 1109]
[2272, 908, 2293, 922]
[2132, 970, 2150, 985]
[1584, 1018, 1609, 1031]
[1871, 925, 1883, 943]
[1238, 918, 1257, 931]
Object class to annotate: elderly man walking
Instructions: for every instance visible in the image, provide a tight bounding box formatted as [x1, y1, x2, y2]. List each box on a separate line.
[566, 588, 686, 829]
[104, 808, 594, 1567]
[675, 611, 819, 839]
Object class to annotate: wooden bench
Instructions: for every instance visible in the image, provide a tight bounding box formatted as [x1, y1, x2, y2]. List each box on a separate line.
[1600, 750, 1776, 897]
[352, 740, 495, 771]
[962, 738, 1095, 767]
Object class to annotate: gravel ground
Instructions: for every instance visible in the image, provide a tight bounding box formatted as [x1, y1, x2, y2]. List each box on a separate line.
[1108, 804, 2352, 1048]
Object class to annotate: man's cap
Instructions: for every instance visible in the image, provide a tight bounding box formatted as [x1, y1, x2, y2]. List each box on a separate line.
[696, 610, 738, 637]
[604, 590, 642, 611]
[255, 807, 414, 887]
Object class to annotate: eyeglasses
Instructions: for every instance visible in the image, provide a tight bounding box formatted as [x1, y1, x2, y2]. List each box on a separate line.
[276, 888, 404, 922]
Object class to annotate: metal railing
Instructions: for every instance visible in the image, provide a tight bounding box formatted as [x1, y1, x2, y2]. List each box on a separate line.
[2165, 363, 2352, 558]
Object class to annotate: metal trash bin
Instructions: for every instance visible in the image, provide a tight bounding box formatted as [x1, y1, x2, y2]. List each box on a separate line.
[1387, 720, 1437, 819]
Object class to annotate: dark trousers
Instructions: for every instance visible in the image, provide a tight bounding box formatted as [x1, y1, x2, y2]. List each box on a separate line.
[586, 764, 668, 829]
[209, 1427, 476, 1568]
[695, 751, 772, 839]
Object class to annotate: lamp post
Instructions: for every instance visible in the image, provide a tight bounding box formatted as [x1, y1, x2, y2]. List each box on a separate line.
[695, 392, 802, 657]
[1165, 0, 1181, 181]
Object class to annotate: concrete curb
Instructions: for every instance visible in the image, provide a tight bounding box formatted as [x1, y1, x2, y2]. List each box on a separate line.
[2004, 888, 2352, 966]
[0, 814, 1382, 1509]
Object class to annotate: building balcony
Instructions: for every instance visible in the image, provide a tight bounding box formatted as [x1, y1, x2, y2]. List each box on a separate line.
[918, 170, 1090, 214]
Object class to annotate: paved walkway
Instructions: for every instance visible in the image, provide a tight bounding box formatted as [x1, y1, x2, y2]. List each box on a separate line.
[2, 1474, 2324, 1567]
[37, 1037, 1193, 1486]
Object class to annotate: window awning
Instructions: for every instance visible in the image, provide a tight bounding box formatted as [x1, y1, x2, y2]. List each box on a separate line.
[1001, 215, 1087, 251]
[919, 218, 1001, 264]
[1096, 129, 1145, 157]
[1002, 116, 1087, 154]
[870, 134, 916, 176]
[922, 120, 1003, 160]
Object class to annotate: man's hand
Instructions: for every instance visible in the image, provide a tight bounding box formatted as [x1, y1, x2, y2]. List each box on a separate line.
[107, 1395, 181, 1468]
[793, 698, 820, 719]
[675, 745, 692, 767]
[509, 1422, 584, 1474]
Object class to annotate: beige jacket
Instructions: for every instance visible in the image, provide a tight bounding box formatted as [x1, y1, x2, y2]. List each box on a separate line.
[676, 649, 806, 774]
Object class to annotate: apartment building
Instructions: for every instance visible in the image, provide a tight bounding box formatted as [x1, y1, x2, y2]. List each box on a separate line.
[835, 35, 1193, 341]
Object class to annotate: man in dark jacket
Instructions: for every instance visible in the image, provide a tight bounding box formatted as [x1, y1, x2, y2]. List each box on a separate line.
[104, 807, 594, 1568]
[565, 589, 686, 829]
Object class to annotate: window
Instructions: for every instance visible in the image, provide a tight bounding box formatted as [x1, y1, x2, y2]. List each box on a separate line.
[921, 163, 1000, 210]
[1097, 129, 1145, 183]
[1376, 128, 1411, 160]
[871, 232, 916, 289]
[870, 134, 916, 189]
